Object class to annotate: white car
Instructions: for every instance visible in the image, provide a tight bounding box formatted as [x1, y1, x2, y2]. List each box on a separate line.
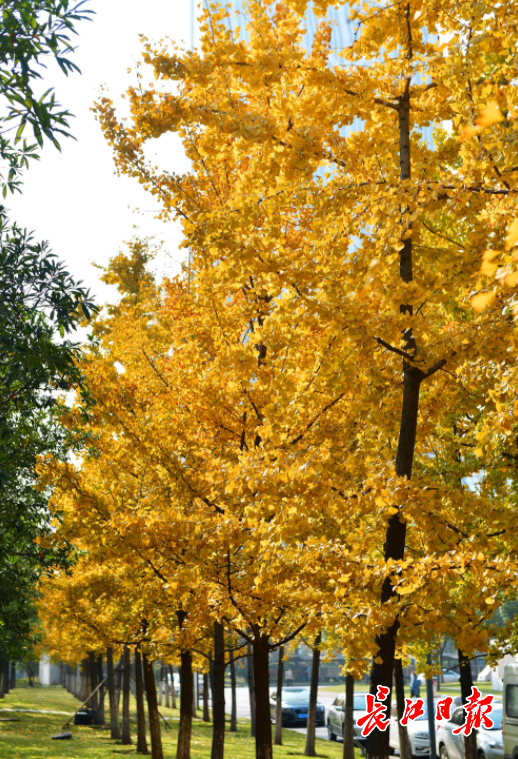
[389, 699, 431, 758]
[437, 702, 503, 759]
[327, 693, 369, 747]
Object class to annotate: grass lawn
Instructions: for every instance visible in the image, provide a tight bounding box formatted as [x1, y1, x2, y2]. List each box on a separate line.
[0, 682, 354, 759]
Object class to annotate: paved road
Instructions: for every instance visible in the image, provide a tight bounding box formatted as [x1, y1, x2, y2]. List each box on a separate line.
[223, 686, 337, 742]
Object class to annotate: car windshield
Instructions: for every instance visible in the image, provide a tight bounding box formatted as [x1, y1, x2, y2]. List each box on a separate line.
[281, 689, 310, 703]
[354, 695, 367, 710]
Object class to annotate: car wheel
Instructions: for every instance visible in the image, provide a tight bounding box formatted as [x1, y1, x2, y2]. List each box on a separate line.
[478, 752, 487, 759]
[328, 721, 336, 741]
[440, 744, 449, 759]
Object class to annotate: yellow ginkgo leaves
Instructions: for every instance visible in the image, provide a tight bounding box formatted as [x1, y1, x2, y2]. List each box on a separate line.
[463, 100, 504, 139]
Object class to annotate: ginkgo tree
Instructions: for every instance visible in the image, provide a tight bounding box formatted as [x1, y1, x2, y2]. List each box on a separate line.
[94, 5, 518, 759]
[39, 242, 356, 759]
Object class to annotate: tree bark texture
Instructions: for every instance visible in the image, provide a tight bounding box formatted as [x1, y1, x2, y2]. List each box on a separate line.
[458, 650, 477, 759]
[203, 671, 210, 722]
[394, 659, 412, 759]
[135, 648, 149, 754]
[247, 642, 256, 738]
[343, 674, 355, 759]
[274, 645, 284, 746]
[143, 653, 163, 759]
[107, 647, 122, 740]
[305, 632, 321, 757]
[177, 648, 193, 759]
[211, 621, 226, 759]
[230, 652, 237, 731]
[122, 645, 132, 745]
[253, 635, 272, 759]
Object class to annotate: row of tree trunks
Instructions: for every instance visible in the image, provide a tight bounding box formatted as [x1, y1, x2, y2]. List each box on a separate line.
[61, 646, 163, 759]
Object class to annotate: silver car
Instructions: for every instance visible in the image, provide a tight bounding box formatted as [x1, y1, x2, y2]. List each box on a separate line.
[389, 700, 431, 757]
[327, 693, 369, 747]
[437, 703, 503, 759]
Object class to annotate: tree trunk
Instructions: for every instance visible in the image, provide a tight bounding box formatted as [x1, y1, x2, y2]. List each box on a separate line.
[107, 647, 122, 740]
[274, 645, 284, 746]
[458, 650, 477, 759]
[230, 652, 237, 731]
[247, 642, 256, 737]
[122, 645, 132, 745]
[367, 52, 422, 759]
[97, 654, 106, 725]
[4, 660, 9, 694]
[253, 634, 272, 759]
[203, 672, 210, 722]
[394, 659, 412, 759]
[211, 621, 225, 759]
[343, 674, 355, 759]
[305, 634, 321, 756]
[171, 666, 177, 710]
[143, 653, 163, 759]
[82, 657, 90, 703]
[0, 658, 5, 699]
[176, 649, 193, 759]
[135, 648, 149, 754]
[89, 651, 98, 711]
[116, 655, 123, 712]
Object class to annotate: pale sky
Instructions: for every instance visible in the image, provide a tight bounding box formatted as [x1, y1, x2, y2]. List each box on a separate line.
[8, 0, 196, 304]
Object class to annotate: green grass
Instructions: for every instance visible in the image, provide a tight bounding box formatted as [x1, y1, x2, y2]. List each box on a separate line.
[0, 683, 352, 758]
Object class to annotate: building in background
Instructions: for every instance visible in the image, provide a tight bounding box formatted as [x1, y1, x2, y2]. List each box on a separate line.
[39, 656, 61, 686]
